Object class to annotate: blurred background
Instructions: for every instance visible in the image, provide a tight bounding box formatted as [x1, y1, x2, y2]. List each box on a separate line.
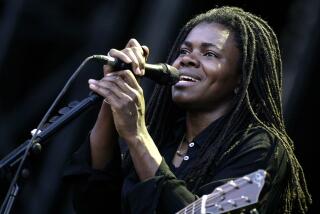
[0, 0, 319, 213]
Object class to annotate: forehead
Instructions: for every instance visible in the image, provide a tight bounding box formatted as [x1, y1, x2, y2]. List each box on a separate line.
[184, 22, 236, 50]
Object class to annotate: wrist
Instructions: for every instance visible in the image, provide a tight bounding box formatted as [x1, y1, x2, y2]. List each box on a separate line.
[123, 125, 149, 147]
[125, 129, 162, 180]
[125, 128, 162, 164]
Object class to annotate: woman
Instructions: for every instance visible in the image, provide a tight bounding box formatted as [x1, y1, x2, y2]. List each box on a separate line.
[64, 6, 311, 214]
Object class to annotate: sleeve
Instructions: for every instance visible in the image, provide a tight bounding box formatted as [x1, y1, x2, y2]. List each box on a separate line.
[123, 158, 197, 214]
[62, 134, 123, 214]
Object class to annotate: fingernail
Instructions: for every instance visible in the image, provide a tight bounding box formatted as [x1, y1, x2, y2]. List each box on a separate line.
[136, 67, 141, 75]
[89, 84, 97, 89]
[88, 79, 96, 84]
[106, 72, 115, 76]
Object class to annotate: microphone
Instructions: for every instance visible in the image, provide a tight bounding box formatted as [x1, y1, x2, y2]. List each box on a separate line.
[92, 55, 180, 85]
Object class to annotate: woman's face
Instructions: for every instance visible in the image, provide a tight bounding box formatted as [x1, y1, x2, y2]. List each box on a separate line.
[172, 22, 241, 112]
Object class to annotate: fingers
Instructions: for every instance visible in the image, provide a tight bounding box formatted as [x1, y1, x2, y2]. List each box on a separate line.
[123, 48, 144, 75]
[108, 48, 133, 64]
[103, 48, 132, 76]
[88, 72, 142, 107]
[103, 64, 113, 76]
[88, 73, 143, 121]
[127, 39, 150, 65]
[106, 38, 149, 76]
[107, 70, 142, 94]
[141, 45, 150, 59]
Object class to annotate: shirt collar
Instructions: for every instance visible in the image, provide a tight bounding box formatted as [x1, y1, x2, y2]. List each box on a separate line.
[192, 115, 225, 146]
[171, 114, 227, 146]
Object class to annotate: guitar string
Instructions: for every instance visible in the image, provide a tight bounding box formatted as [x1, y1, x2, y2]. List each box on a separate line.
[178, 196, 251, 214]
[178, 194, 252, 214]
[177, 178, 255, 213]
[186, 196, 254, 214]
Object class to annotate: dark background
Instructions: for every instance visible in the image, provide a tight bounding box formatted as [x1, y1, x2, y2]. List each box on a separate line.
[0, 0, 318, 213]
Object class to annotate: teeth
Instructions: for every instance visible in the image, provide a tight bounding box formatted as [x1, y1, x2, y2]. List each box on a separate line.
[180, 75, 198, 82]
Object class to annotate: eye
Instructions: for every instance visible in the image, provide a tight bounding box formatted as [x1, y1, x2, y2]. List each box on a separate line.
[204, 51, 218, 57]
[179, 48, 190, 56]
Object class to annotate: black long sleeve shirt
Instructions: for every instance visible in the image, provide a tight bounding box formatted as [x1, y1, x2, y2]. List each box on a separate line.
[63, 119, 288, 214]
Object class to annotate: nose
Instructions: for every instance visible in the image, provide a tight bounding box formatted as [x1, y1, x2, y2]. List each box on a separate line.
[180, 53, 200, 68]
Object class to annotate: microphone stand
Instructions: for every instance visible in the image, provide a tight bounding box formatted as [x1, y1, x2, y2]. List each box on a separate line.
[0, 93, 101, 214]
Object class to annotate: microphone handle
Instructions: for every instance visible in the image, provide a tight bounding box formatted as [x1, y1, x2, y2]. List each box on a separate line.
[144, 63, 180, 85]
[92, 55, 179, 85]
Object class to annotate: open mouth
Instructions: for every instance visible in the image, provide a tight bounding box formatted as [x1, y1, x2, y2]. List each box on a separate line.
[174, 74, 201, 87]
[179, 75, 200, 82]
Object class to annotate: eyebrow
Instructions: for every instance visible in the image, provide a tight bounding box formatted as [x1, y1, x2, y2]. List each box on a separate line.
[182, 41, 222, 50]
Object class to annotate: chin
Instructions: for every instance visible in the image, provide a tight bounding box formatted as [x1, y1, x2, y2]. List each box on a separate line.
[172, 96, 196, 109]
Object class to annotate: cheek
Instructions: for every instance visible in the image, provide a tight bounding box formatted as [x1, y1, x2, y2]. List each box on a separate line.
[204, 61, 236, 85]
[207, 61, 222, 73]
[171, 58, 180, 68]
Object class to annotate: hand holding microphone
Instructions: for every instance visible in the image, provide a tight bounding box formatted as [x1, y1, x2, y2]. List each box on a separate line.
[93, 39, 180, 85]
[88, 39, 152, 170]
[88, 39, 161, 141]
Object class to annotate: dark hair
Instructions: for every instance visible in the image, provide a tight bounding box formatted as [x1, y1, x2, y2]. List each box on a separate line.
[145, 6, 311, 214]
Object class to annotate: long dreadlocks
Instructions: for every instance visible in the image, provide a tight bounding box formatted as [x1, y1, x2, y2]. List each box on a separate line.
[144, 6, 311, 214]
